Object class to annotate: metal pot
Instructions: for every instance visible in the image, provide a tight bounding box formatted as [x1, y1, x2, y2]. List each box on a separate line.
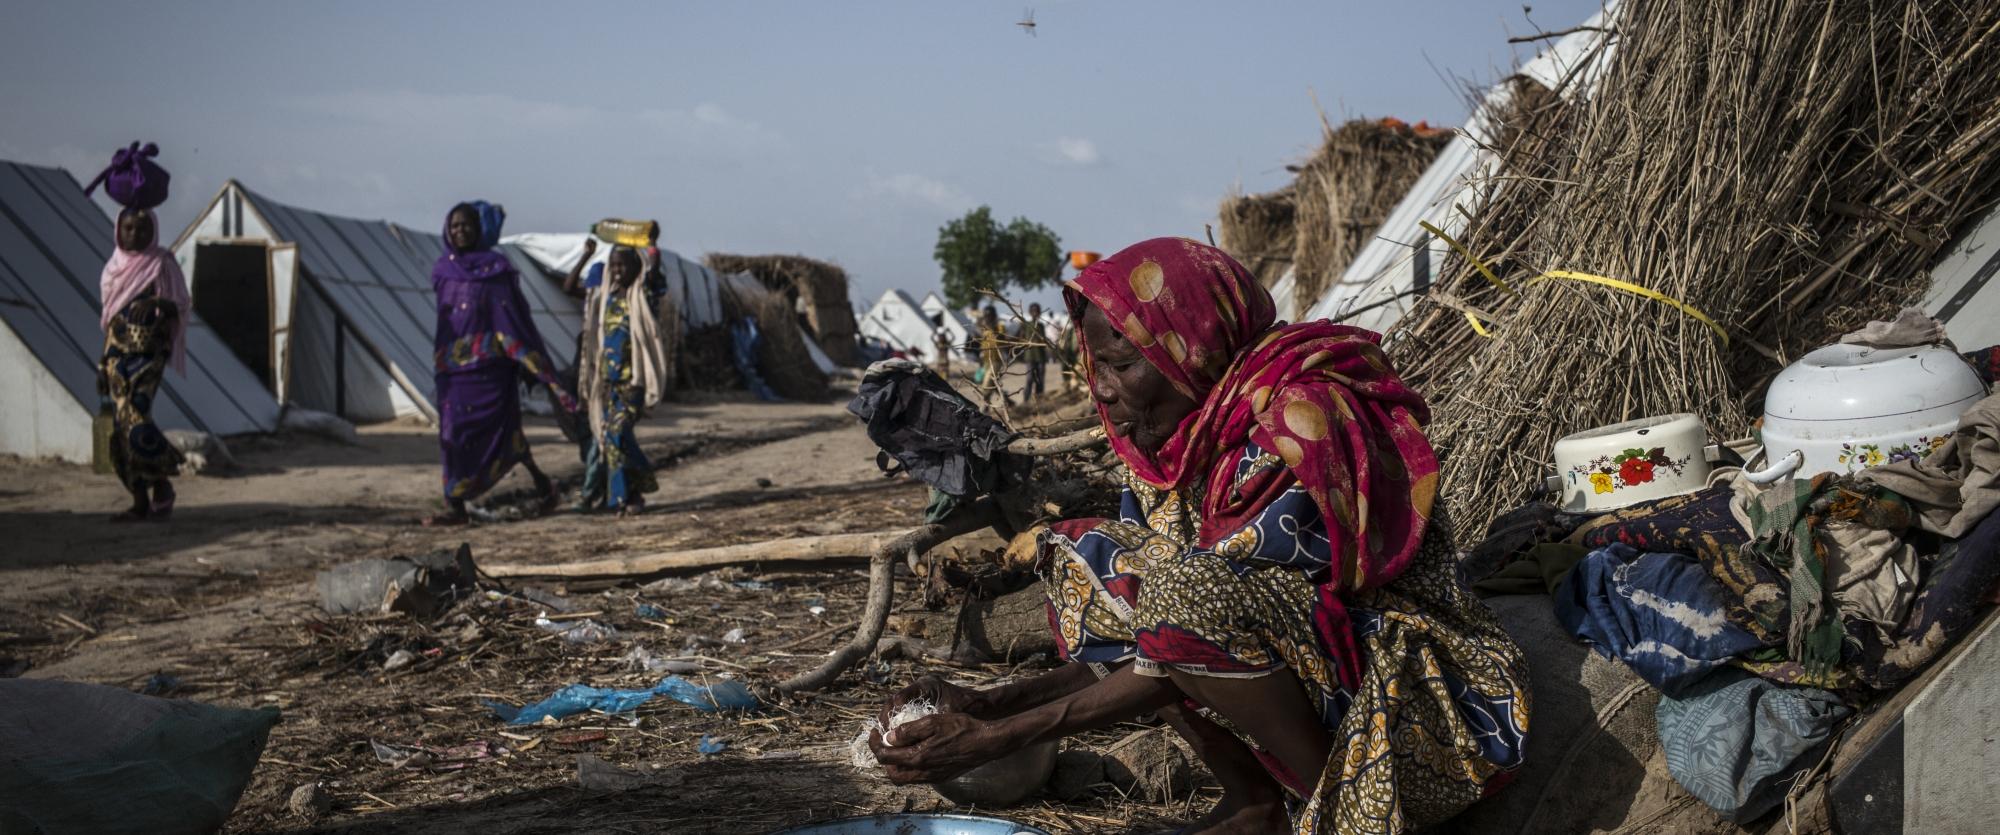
[1746, 343, 1987, 482]
[1546, 413, 1716, 514]
[934, 740, 1057, 807]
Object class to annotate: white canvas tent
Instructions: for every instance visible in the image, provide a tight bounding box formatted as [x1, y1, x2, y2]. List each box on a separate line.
[1922, 206, 2000, 352]
[172, 182, 584, 423]
[0, 161, 279, 464]
[1302, 5, 1619, 332]
[920, 292, 975, 357]
[858, 289, 938, 359]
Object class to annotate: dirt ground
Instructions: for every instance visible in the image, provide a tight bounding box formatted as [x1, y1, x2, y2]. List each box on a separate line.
[0, 384, 1193, 834]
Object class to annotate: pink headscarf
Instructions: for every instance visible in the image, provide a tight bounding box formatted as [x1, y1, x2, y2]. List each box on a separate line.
[100, 210, 190, 374]
[1065, 237, 1441, 593]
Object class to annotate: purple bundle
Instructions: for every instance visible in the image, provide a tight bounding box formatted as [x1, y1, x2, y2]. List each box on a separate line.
[83, 142, 171, 210]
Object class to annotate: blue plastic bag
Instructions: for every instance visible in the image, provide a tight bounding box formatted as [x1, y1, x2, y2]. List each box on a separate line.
[493, 676, 757, 725]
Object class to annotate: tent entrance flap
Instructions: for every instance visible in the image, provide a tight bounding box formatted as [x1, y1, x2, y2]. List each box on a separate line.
[193, 242, 275, 393]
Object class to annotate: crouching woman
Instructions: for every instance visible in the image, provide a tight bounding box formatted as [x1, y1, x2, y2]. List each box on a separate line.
[870, 238, 1529, 835]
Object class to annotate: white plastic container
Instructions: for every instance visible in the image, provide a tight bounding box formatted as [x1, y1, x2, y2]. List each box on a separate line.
[1750, 343, 1987, 482]
[1549, 413, 1714, 513]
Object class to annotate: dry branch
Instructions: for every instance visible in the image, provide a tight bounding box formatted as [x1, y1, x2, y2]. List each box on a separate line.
[777, 502, 1002, 693]
[482, 531, 906, 579]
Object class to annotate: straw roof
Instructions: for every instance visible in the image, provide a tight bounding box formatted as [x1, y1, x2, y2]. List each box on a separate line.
[1291, 118, 1453, 315]
[706, 254, 859, 366]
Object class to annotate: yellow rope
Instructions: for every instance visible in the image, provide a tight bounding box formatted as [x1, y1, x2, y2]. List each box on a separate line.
[1417, 221, 1730, 347]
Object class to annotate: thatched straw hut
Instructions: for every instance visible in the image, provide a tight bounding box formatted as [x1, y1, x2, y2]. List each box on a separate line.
[1217, 183, 1297, 290]
[705, 254, 859, 366]
[715, 273, 829, 401]
[1386, 0, 2000, 532]
[1291, 118, 1452, 316]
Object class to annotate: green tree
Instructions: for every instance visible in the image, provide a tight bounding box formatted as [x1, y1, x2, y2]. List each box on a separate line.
[933, 206, 1064, 308]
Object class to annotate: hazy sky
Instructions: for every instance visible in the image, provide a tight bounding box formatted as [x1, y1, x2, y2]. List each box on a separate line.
[2, 1, 1603, 307]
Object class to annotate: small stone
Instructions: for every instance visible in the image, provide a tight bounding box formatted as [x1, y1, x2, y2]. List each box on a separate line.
[1049, 749, 1105, 801]
[288, 782, 333, 819]
[1102, 729, 1193, 803]
[381, 649, 417, 671]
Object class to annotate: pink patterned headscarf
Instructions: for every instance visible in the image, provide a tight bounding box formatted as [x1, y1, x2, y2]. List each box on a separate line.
[100, 209, 190, 374]
[1065, 237, 1440, 591]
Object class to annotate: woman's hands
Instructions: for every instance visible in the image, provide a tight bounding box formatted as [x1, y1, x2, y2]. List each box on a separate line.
[867, 711, 1016, 784]
[878, 675, 992, 726]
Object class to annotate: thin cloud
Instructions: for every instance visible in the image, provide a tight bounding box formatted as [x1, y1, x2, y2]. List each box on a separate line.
[860, 172, 973, 212]
[1039, 136, 1102, 166]
[294, 90, 787, 155]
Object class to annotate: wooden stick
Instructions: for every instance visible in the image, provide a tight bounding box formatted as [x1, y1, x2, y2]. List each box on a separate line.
[1005, 426, 1105, 456]
[482, 531, 906, 578]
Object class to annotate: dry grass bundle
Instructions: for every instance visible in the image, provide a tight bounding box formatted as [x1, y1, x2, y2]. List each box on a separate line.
[1293, 118, 1453, 314]
[1218, 184, 1297, 289]
[1386, 0, 2000, 532]
[706, 253, 860, 366]
[719, 274, 829, 401]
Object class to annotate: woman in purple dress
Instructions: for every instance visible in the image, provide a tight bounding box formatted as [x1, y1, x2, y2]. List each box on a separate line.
[426, 201, 575, 525]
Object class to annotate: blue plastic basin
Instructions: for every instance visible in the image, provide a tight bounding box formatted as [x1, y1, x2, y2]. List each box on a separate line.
[769, 813, 1052, 835]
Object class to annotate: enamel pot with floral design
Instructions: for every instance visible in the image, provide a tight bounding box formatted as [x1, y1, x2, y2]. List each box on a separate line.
[1547, 413, 1714, 514]
[1746, 343, 1987, 483]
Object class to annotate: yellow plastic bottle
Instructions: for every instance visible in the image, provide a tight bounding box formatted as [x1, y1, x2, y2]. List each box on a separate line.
[591, 218, 659, 248]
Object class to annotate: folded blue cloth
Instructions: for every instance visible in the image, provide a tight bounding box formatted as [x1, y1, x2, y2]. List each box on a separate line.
[1554, 543, 1769, 694]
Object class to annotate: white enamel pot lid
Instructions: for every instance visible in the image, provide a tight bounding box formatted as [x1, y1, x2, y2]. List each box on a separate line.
[1763, 343, 1987, 422]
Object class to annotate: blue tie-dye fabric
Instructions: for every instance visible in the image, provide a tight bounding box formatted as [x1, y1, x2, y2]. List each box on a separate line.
[1554, 543, 1771, 695]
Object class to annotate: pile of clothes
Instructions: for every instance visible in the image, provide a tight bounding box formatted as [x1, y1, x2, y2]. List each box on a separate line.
[1468, 352, 2000, 823]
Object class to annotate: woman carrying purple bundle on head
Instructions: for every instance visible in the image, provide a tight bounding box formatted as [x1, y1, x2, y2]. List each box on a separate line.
[88, 142, 190, 521]
[426, 201, 576, 526]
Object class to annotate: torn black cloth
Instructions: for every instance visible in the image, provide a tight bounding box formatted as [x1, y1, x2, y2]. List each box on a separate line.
[848, 360, 1027, 499]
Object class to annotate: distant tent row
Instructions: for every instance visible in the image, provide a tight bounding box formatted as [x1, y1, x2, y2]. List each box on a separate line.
[2, 165, 858, 463]
[858, 289, 1060, 363]
[0, 161, 278, 464]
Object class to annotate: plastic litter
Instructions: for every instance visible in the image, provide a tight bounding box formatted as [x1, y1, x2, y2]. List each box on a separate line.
[381, 649, 418, 671]
[698, 734, 727, 755]
[722, 627, 751, 644]
[618, 646, 702, 675]
[316, 545, 478, 617]
[495, 676, 759, 725]
[536, 616, 620, 644]
[634, 602, 670, 620]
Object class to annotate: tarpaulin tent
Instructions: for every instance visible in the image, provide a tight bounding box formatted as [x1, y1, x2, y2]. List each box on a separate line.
[858, 289, 938, 360]
[1301, 4, 1619, 332]
[0, 161, 278, 463]
[171, 182, 583, 423]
